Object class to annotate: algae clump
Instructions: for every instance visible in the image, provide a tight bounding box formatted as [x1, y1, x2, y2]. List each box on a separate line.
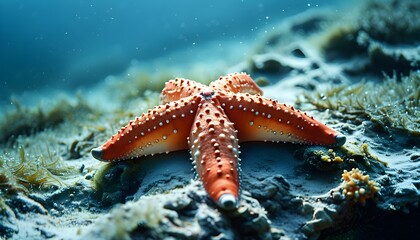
[301, 72, 420, 136]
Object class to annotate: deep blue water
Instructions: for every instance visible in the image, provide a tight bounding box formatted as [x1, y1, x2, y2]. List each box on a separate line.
[0, 0, 344, 106]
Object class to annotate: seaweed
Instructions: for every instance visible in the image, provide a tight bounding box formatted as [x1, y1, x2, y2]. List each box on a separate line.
[0, 146, 79, 196]
[300, 72, 420, 136]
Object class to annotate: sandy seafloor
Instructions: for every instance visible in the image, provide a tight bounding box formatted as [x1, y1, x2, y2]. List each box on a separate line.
[1, 1, 419, 239]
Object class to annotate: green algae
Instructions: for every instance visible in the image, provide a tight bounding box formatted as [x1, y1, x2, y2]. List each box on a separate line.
[300, 72, 420, 136]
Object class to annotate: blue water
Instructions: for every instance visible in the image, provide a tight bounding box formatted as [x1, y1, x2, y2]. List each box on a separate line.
[0, 0, 344, 107]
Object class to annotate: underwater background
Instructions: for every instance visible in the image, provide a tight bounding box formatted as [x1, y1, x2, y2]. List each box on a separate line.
[1, 0, 348, 107]
[1, 0, 419, 239]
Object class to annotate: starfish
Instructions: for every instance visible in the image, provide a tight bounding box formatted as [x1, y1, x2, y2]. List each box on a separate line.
[91, 73, 346, 210]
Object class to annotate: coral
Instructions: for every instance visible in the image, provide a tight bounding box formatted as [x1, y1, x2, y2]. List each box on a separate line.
[5, 194, 48, 215]
[249, 54, 294, 75]
[340, 168, 380, 205]
[301, 72, 420, 136]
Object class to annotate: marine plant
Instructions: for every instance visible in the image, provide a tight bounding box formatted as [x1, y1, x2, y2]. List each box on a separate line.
[0, 146, 78, 195]
[300, 72, 420, 136]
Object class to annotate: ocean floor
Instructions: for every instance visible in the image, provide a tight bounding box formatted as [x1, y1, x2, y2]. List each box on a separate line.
[1, 1, 419, 239]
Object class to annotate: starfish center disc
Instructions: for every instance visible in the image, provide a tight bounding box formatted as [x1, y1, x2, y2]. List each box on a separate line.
[200, 89, 215, 100]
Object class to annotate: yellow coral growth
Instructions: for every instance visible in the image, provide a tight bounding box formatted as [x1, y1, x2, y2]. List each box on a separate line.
[341, 168, 379, 205]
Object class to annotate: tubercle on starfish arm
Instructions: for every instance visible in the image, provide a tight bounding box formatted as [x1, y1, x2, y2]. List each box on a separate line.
[209, 73, 263, 95]
[91, 95, 200, 161]
[218, 92, 344, 146]
[189, 95, 240, 210]
[91, 72, 346, 210]
[160, 78, 207, 104]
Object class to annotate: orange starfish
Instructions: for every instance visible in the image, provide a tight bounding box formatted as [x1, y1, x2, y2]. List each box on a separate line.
[91, 73, 346, 210]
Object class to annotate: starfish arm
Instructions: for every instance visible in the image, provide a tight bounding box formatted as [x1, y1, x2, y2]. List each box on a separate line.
[189, 96, 240, 210]
[91, 96, 200, 161]
[218, 93, 346, 146]
[210, 73, 263, 95]
[160, 78, 208, 103]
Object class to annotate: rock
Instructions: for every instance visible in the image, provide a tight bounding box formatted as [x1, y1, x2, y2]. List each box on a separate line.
[302, 207, 336, 239]
[6, 194, 48, 215]
[250, 54, 294, 76]
[0, 198, 18, 238]
[243, 175, 293, 214]
[196, 205, 233, 239]
[291, 48, 306, 58]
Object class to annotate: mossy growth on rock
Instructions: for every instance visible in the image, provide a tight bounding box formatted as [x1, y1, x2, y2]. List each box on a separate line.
[0, 96, 92, 144]
[342, 142, 388, 169]
[295, 146, 344, 172]
[318, 0, 419, 76]
[300, 72, 420, 136]
[359, 0, 420, 45]
[320, 25, 366, 60]
[93, 161, 145, 205]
